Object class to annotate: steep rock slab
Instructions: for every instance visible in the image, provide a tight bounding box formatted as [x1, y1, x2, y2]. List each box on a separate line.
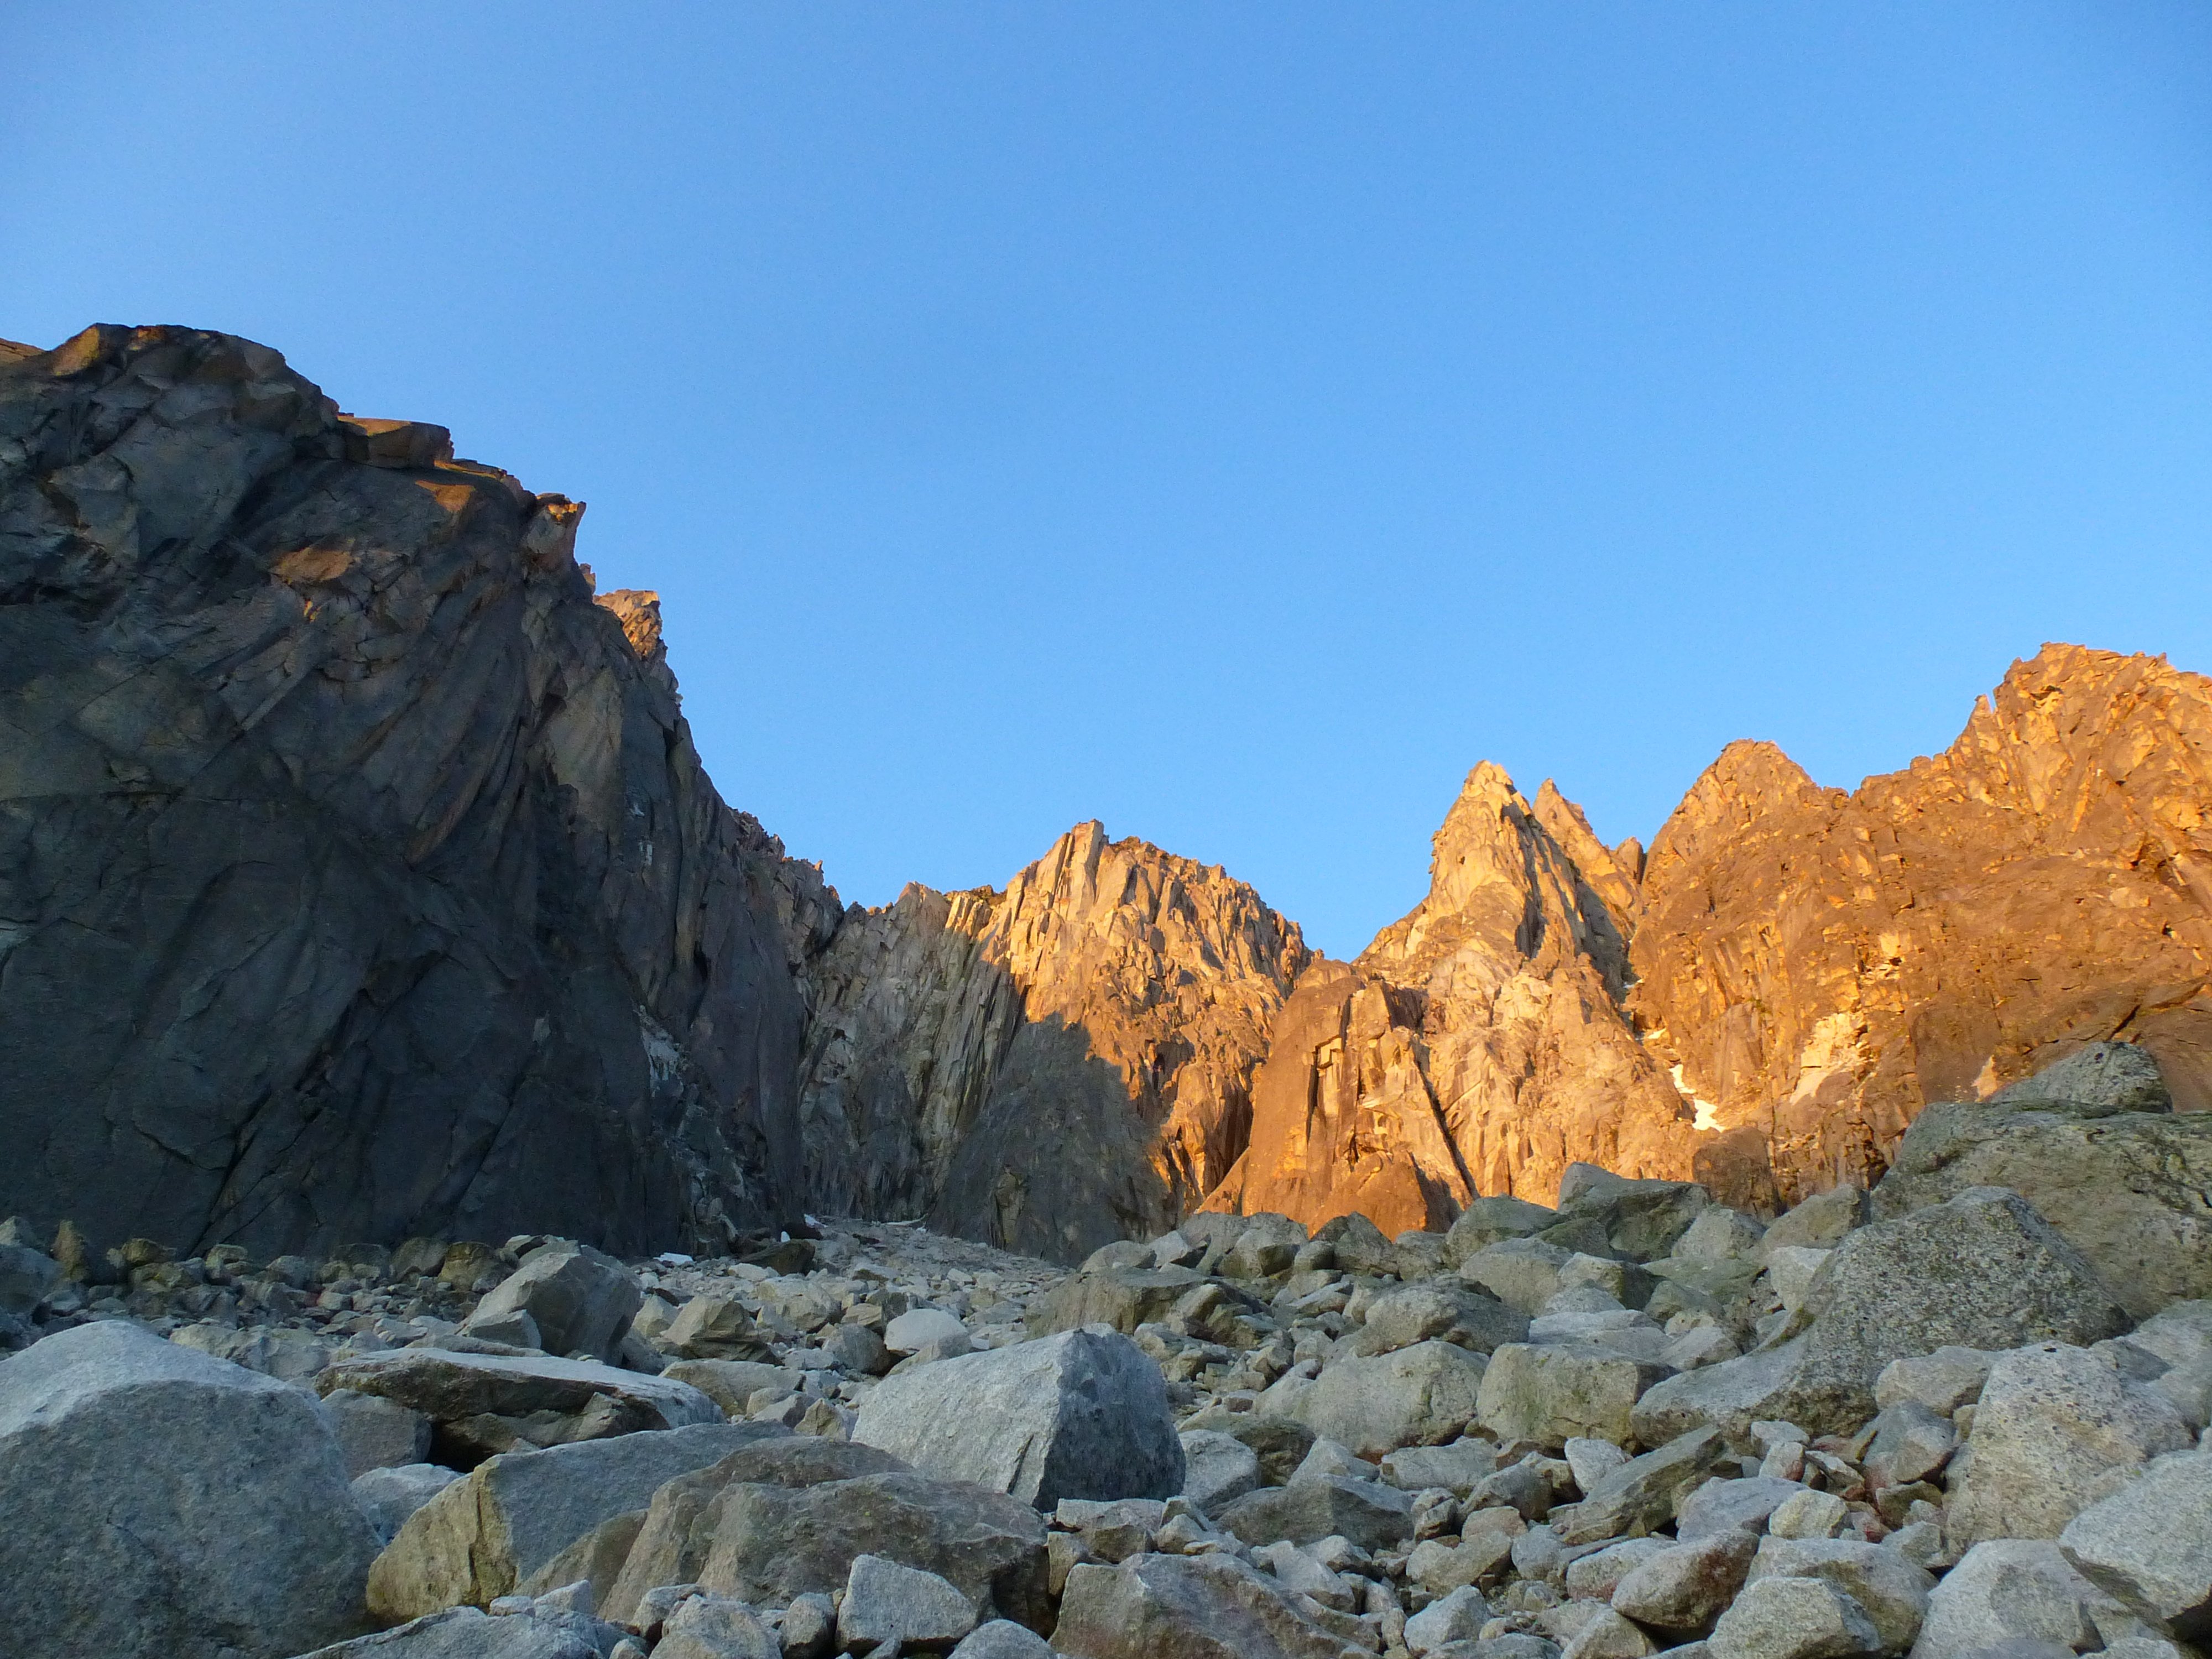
[1631, 646, 2212, 1207]
[0, 326, 841, 1256]
[799, 822, 1308, 1260]
[0, 1319, 380, 1659]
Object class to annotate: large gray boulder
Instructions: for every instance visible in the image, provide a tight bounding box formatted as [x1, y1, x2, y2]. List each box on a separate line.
[1944, 1343, 2193, 1550]
[698, 1470, 1051, 1629]
[1476, 1342, 1671, 1449]
[1744, 1538, 1935, 1654]
[2058, 1448, 2212, 1641]
[316, 1345, 720, 1463]
[1053, 1550, 1369, 1659]
[1874, 1046, 2212, 1318]
[1352, 1281, 1529, 1357]
[1554, 1165, 1713, 1261]
[467, 1243, 643, 1362]
[368, 1420, 779, 1621]
[1547, 1427, 1731, 1545]
[1634, 1188, 2131, 1440]
[0, 1319, 380, 1659]
[853, 1328, 1183, 1507]
[601, 1435, 909, 1624]
[1709, 1575, 1881, 1659]
[1261, 1339, 1489, 1459]
[1027, 1269, 1211, 1335]
[1907, 1539, 2131, 1659]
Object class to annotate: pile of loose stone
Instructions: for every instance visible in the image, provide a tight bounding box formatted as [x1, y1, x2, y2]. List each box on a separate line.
[1, 1051, 2209, 1659]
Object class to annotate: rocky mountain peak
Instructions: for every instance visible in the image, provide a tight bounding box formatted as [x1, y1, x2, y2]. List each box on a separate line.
[797, 822, 1308, 1262]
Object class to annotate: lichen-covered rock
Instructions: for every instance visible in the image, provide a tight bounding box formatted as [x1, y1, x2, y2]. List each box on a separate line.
[1266, 1339, 1489, 1458]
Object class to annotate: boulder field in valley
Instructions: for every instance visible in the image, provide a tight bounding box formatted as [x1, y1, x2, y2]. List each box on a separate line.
[1, 1045, 2208, 1659]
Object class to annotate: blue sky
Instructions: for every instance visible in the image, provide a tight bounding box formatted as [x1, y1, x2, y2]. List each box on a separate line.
[6, 6, 2209, 956]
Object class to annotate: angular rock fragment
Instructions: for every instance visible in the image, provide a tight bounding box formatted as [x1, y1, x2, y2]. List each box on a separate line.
[291, 1606, 599, 1658]
[1710, 1576, 1880, 1659]
[1745, 1538, 1934, 1653]
[1477, 1342, 1671, 1449]
[368, 1420, 776, 1621]
[1214, 1474, 1416, 1550]
[317, 1347, 721, 1464]
[838, 1552, 980, 1654]
[1264, 1339, 1489, 1458]
[1908, 1539, 2130, 1659]
[854, 1328, 1183, 1506]
[2058, 1448, 2212, 1640]
[601, 1436, 907, 1624]
[698, 1471, 1050, 1628]
[1944, 1343, 2192, 1550]
[1053, 1550, 1369, 1659]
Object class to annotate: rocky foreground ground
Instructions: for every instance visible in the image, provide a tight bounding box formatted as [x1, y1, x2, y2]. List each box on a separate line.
[2, 1044, 2209, 1659]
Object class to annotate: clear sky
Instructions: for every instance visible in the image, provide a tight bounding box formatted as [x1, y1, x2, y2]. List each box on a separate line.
[6, 7, 2209, 957]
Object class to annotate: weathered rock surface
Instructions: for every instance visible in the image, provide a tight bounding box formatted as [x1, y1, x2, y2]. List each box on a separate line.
[1908, 1540, 2129, 1659]
[698, 1470, 1051, 1628]
[367, 1420, 775, 1620]
[1872, 1058, 2212, 1318]
[1634, 1188, 2132, 1439]
[0, 326, 839, 1257]
[1633, 648, 2212, 1208]
[1053, 1550, 1369, 1659]
[1943, 1343, 2192, 1550]
[853, 1327, 1185, 1506]
[2058, 1448, 2212, 1640]
[1264, 1338, 1490, 1458]
[466, 1243, 642, 1363]
[599, 1433, 909, 1624]
[293, 1606, 599, 1659]
[0, 1319, 380, 1659]
[798, 821, 1310, 1261]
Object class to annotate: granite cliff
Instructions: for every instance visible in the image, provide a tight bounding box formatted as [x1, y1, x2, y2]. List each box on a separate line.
[7, 324, 2209, 1266]
[795, 822, 1310, 1262]
[0, 325, 839, 1258]
[1629, 643, 2212, 1206]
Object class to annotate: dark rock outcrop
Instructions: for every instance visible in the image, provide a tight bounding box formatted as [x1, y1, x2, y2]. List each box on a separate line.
[0, 325, 839, 1258]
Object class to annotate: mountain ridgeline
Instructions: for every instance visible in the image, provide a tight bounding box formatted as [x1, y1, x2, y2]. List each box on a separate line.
[4, 326, 2209, 1264]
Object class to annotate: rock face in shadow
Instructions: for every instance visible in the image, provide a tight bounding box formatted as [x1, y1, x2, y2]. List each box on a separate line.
[1204, 765, 1696, 1230]
[796, 823, 1309, 1261]
[1631, 644, 2212, 1206]
[0, 326, 839, 1257]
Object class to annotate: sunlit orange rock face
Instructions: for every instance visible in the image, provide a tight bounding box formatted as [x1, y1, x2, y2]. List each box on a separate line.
[1630, 643, 2212, 1207]
[1203, 765, 1698, 1233]
[1208, 644, 2212, 1234]
[796, 822, 1311, 1262]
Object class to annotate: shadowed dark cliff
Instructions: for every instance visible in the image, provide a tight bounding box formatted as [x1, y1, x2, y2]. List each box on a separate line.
[0, 326, 840, 1258]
